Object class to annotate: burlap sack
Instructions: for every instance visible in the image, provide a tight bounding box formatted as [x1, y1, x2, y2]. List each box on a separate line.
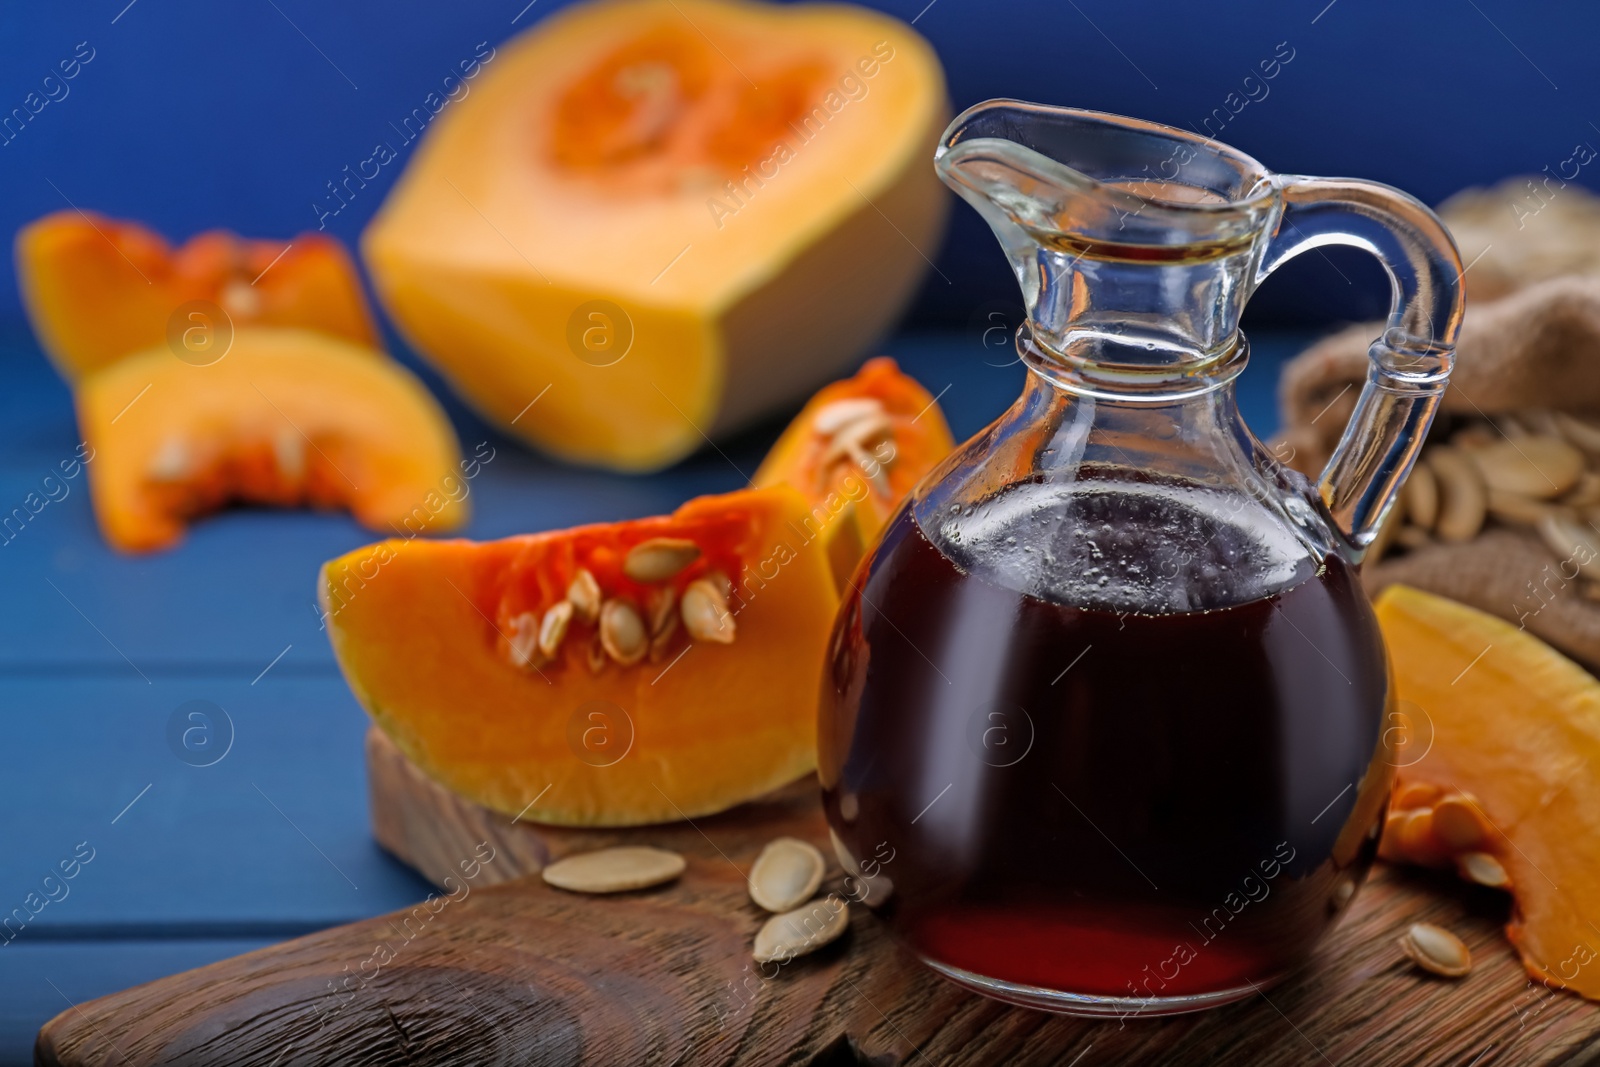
[1276, 178, 1600, 671]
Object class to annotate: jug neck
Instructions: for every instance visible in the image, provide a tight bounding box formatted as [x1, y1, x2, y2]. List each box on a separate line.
[936, 103, 1281, 400]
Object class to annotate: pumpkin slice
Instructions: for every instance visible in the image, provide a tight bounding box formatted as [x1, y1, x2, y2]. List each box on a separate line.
[321, 486, 838, 826]
[363, 0, 949, 471]
[78, 327, 465, 552]
[755, 356, 954, 588]
[1374, 584, 1600, 998]
[17, 210, 377, 378]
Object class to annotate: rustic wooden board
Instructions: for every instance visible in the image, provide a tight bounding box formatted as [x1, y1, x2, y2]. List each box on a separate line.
[36, 728, 1600, 1066]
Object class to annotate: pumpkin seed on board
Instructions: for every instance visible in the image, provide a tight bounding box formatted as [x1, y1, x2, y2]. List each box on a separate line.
[748, 837, 826, 913]
[753, 895, 850, 963]
[1399, 922, 1472, 978]
[541, 846, 686, 894]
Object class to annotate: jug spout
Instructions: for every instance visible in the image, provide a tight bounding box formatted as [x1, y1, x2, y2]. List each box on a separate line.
[935, 100, 1279, 388]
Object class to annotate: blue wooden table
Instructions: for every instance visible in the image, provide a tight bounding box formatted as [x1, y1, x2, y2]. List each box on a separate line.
[0, 321, 1312, 1066]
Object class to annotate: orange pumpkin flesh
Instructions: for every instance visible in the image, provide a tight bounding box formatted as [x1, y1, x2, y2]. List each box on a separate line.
[17, 210, 377, 378]
[754, 356, 954, 587]
[363, 0, 949, 471]
[79, 327, 465, 553]
[1375, 584, 1600, 998]
[321, 486, 839, 826]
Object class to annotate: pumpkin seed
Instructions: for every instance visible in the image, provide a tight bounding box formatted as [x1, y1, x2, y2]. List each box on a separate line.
[828, 828, 893, 906]
[681, 578, 736, 644]
[645, 587, 680, 662]
[1486, 489, 1562, 528]
[1537, 513, 1600, 580]
[1332, 876, 1356, 909]
[147, 437, 193, 482]
[748, 837, 826, 913]
[821, 412, 895, 464]
[1396, 808, 1438, 858]
[541, 846, 685, 894]
[1394, 780, 1442, 809]
[645, 587, 677, 635]
[568, 568, 602, 623]
[538, 601, 574, 660]
[506, 611, 543, 669]
[1399, 922, 1471, 978]
[811, 397, 884, 436]
[753, 895, 849, 964]
[586, 630, 607, 673]
[1496, 414, 1530, 439]
[853, 445, 893, 498]
[1395, 525, 1434, 551]
[1451, 423, 1497, 451]
[704, 569, 733, 600]
[624, 538, 701, 583]
[599, 599, 647, 665]
[1404, 462, 1439, 532]
[1468, 437, 1584, 499]
[1565, 472, 1600, 508]
[273, 428, 306, 481]
[1555, 412, 1600, 455]
[220, 279, 262, 318]
[1431, 793, 1489, 851]
[1427, 448, 1487, 543]
[1458, 851, 1510, 888]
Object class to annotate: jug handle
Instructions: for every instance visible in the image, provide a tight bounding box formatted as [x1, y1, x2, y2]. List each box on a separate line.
[1256, 176, 1466, 555]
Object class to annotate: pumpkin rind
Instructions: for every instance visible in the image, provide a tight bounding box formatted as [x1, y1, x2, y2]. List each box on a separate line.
[78, 327, 465, 552]
[17, 211, 377, 378]
[361, 0, 949, 471]
[1375, 584, 1600, 999]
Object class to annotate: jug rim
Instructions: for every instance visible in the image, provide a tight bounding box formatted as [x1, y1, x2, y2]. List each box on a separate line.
[936, 99, 1278, 222]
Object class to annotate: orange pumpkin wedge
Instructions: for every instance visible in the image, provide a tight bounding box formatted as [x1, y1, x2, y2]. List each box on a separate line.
[1375, 584, 1600, 999]
[79, 327, 465, 552]
[17, 210, 377, 378]
[321, 486, 838, 826]
[754, 356, 954, 588]
[362, 0, 949, 472]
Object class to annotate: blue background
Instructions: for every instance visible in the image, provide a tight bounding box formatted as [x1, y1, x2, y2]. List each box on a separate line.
[2, 0, 1597, 333]
[1, 1, 1597, 1062]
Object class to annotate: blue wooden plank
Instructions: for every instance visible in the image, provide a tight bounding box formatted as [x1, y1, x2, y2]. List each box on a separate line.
[0, 329, 1307, 670]
[0, 939, 279, 1067]
[0, 676, 430, 932]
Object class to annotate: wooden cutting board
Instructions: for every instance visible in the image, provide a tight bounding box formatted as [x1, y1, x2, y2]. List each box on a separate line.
[35, 728, 1600, 1066]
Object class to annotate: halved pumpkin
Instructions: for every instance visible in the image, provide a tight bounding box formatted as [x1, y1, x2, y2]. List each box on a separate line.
[17, 211, 377, 378]
[321, 486, 838, 825]
[1375, 584, 1600, 999]
[78, 327, 464, 552]
[755, 356, 954, 587]
[363, 0, 949, 471]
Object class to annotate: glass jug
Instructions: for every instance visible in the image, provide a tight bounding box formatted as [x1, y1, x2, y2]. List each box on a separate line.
[819, 100, 1464, 1017]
